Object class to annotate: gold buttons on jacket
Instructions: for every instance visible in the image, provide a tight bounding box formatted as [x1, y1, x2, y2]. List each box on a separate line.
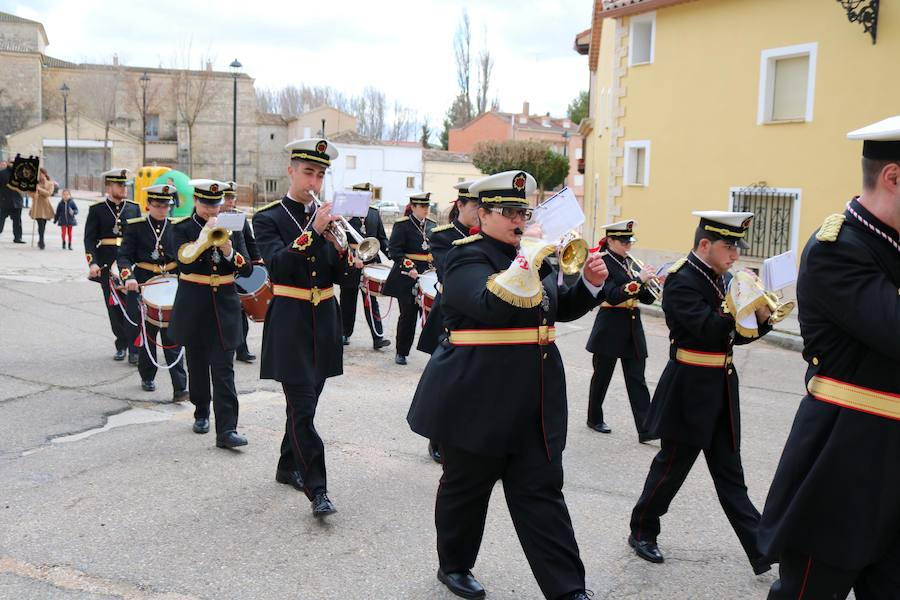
[727, 368, 733, 375]
[310, 256, 316, 263]
[812, 357, 819, 366]
[311, 271, 317, 277]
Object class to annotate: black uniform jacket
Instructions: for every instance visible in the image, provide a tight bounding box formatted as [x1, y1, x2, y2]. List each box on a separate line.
[417, 220, 468, 354]
[643, 252, 771, 451]
[383, 215, 435, 299]
[117, 216, 179, 284]
[585, 250, 656, 358]
[235, 209, 262, 262]
[167, 213, 252, 350]
[84, 199, 141, 269]
[407, 233, 602, 459]
[343, 206, 390, 282]
[253, 196, 355, 385]
[759, 199, 900, 570]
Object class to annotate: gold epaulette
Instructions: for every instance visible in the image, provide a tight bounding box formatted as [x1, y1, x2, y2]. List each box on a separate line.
[668, 257, 687, 273]
[452, 233, 483, 246]
[815, 214, 845, 242]
[395, 216, 409, 223]
[127, 200, 139, 205]
[126, 216, 147, 224]
[254, 199, 282, 214]
[169, 216, 190, 224]
[430, 223, 454, 233]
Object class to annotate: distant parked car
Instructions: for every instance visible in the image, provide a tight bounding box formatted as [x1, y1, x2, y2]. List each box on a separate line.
[374, 200, 401, 216]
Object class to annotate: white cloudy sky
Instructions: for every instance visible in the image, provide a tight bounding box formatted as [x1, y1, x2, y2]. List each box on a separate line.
[7, 0, 593, 131]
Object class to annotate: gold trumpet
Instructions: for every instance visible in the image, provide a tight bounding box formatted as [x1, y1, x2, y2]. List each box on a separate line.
[178, 224, 231, 264]
[308, 190, 385, 262]
[557, 230, 589, 276]
[626, 253, 663, 301]
[752, 276, 795, 324]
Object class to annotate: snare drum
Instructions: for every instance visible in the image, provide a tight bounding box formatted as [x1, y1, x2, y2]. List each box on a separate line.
[417, 269, 439, 317]
[361, 264, 391, 297]
[235, 264, 273, 322]
[141, 275, 179, 328]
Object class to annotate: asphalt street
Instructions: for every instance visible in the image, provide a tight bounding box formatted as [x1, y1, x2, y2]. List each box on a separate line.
[0, 209, 811, 599]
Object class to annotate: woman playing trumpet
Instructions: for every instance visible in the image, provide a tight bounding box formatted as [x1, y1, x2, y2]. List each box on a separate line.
[585, 220, 657, 442]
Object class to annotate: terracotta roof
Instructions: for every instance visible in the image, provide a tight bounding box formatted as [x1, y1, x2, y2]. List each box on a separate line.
[423, 150, 473, 163]
[589, 0, 604, 71]
[601, 0, 698, 18]
[574, 27, 592, 55]
[330, 130, 420, 147]
[452, 110, 577, 136]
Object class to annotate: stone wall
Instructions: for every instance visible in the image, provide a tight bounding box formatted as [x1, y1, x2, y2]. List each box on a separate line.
[0, 51, 42, 133]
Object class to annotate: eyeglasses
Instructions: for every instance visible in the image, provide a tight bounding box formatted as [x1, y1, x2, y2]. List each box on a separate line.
[487, 207, 533, 221]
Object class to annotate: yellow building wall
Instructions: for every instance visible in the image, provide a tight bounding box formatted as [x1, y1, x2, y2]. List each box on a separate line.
[603, 0, 900, 263]
[423, 159, 484, 220]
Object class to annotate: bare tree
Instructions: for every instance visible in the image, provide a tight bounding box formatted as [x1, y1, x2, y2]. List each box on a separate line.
[476, 36, 494, 115]
[352, 86, 386, 139]
[85, 66, 124, 169]
[386, 101, 418, 142]
[127, 72, 165, 162]
[172, 43, 215, 174]
[453, 10, 473, 123]
[256, 87, 279, 114]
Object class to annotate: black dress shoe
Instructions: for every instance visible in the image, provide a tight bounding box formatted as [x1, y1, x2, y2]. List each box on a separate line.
[342, 335, 350, 346]
[128, 353, 139, 365]
[113, 349, 127, 361]
[752, 557, 774, 576]
[12, 239, 25, 244]
[394, 354, 407, 365]
[235, 351, 256, 363]
[589, 421, 611, 434]
[192, 418, 210, 434]
[373, 338, 391, 350]
[638, 432, 655, 444]
[628, 534, 664, 563]
[216, 431, 248, 448]
[437, 569, 486, 599]
[141, 380, 156, 392]
[311, 491, 337, 517]
[428, 440, 442, 464]
[172, 390, 189, 403]
[275, 469, 305, 492]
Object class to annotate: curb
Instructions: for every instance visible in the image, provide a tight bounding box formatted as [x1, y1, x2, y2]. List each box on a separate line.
[640, 304, 802, 352]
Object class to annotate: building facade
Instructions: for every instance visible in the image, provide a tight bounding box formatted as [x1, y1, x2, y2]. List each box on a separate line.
[576, 0, 898, 269]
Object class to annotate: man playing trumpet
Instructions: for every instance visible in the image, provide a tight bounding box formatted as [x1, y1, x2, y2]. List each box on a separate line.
[169, 179, 253, 449]
[407, 170, 609, 600]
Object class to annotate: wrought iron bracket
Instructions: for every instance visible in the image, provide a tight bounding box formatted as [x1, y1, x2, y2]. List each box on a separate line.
[837, 0, 879, 44]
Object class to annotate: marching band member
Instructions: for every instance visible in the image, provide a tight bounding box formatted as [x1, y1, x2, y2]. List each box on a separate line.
[169, 180, 253, 449]
[253, 138, 358, 518]
[383, 192, 435, 365]
[758, 117, 900, 599]
[339, 182, 391, 351]
[84, 168, 141, 362]
[118, 184, 187, 400]
[222, 182, 261, 363]
[416, 180, 480, 463]
[407, 170, 608, 600]
[627, 211, 773, 576]
[585, 220, 656, 441]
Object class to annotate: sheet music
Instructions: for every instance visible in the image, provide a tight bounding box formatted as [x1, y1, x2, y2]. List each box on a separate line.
[215, 211, 246, 232]
[762, 250, 798, 291]
[333, 191, 371, 218]
[531, 187, 584, 243]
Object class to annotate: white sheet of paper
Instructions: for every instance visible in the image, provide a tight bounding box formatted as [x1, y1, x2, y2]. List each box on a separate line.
[531, 187, 584, 242]
[762, 250, 798, 291]
[215, 211, 246, 232]
[333, 191, 371, 218]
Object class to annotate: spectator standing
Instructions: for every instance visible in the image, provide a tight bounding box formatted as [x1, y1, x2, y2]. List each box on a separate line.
[0, 161, 25, 243]
[29, 168, 55, 249]
[54, 189, 78, 250]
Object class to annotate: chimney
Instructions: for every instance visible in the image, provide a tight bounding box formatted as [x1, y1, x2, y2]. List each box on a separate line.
[112, 53, 118, 66]
[521, 101, 530, 116]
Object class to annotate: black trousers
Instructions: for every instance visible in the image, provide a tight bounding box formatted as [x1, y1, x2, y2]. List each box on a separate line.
[395, 293, 419, 357]
[36, 218, 47, 243]
[587, 353, 651, 434]
[238, 310, 250, 355]
[279, 381, 327, 498]
[340, 284, 384, 342]
[0, 207, 22, 240]
[101, 271, 134, 352]
[139, 321, 187, 391]
[768, 544, 900, 600]
[436, 441, 585, 600]
[185, 340, 238, 435]
[630, 411, 765, 568]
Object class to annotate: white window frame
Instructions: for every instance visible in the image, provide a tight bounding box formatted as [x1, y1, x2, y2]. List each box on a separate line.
[757, 43, 818, 125]
[728, 186, 802, 255]
[628, 11, 656, 67]
[623, 140, 651, 187]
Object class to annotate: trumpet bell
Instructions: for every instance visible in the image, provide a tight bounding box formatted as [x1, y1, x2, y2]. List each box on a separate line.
[356, 237, 381, 262]
[178, 226, 231, 264]
[558, 231, 589, 275]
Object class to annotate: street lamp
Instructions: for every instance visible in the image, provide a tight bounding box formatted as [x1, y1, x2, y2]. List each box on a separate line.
[60, 83, 69, 189]
[139, 71, 150, 165]
[229, 59, 242, 182]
